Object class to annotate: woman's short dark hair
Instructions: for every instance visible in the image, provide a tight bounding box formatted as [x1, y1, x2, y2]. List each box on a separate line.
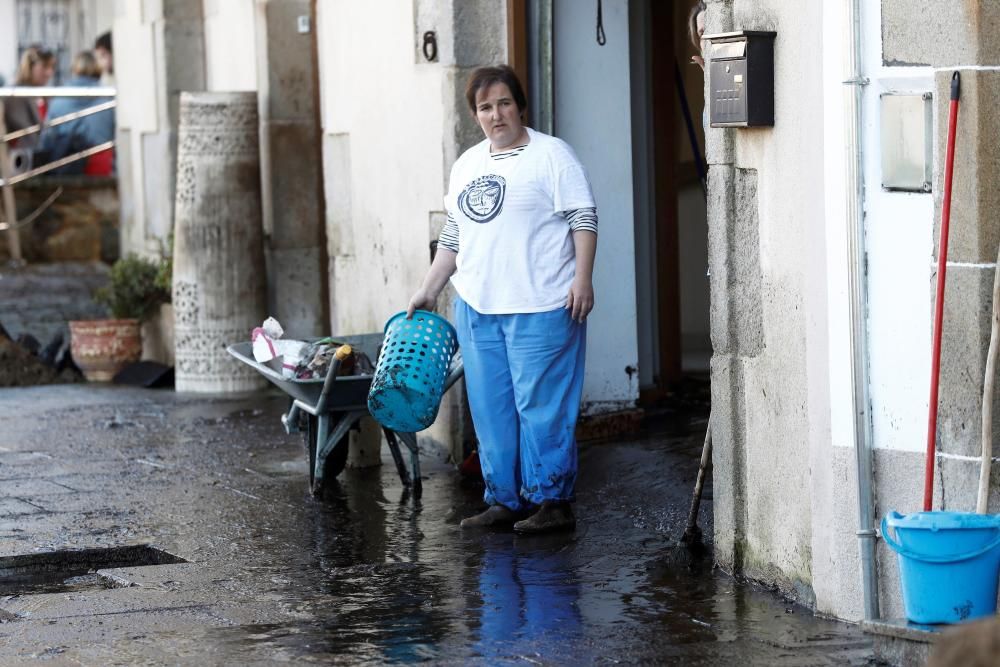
[465, 65, 528, 115]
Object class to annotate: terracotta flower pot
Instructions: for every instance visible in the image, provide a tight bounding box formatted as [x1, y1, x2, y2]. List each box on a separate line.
[69, 319, 142, 382]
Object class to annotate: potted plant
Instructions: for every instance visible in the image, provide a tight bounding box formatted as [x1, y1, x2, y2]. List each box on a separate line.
[69, 254, 171, 381]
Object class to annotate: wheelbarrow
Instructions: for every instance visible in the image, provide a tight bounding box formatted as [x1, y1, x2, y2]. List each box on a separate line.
[227, 333, 464, 497]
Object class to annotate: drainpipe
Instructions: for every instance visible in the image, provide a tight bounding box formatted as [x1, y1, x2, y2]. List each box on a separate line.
[845, 0, 879, 621]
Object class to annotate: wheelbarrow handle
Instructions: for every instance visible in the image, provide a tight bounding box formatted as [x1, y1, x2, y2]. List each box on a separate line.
[443, 354, 464, 392]
[315, 344, 353, 415]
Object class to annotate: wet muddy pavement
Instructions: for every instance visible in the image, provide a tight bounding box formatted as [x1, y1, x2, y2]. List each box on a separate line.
[0, 385, 876, 665]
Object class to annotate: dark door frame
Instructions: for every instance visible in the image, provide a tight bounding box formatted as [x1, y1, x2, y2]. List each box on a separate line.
[507, 0, 682, 402]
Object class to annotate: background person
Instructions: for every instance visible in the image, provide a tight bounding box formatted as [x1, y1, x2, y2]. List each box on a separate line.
[3, 46, 56, 152]
[42, 51, 114, 176]
[406, 65, 598, 535]
[94, 31, 114, 86]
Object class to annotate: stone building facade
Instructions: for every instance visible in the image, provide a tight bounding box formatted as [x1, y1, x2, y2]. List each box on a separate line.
[9, 0, 998, 626]
[706, 0, 1000, 621]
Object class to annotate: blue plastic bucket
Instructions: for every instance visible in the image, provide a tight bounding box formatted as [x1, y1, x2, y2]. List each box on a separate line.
[882, 510, 1000, 624]
[367, 310, 458, 433]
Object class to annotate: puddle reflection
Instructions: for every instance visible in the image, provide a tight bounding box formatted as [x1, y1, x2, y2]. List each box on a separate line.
[189, 434, 872, 665]
[471, 537, 582, 662]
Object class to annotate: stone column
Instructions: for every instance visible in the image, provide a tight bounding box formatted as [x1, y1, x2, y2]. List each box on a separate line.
[254, 0, 328, 338]
[703, 0, 748, 574]
[172, 92, 267, 393]
[932, 68, 1000, 510]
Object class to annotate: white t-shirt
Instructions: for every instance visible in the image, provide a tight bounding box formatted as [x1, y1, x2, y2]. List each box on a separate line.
[445, 127, 596, 314]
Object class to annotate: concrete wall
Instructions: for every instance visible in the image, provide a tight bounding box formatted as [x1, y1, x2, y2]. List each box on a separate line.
[204, 0, 257, 91]
[707, 0, 830, 607]
[317, 1, 449, 335]
[316, 0, 505, 459]
[254, 0, 327, 338]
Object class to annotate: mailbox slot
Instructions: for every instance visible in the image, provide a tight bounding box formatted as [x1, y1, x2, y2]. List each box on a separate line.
[705, 31, 776, 128]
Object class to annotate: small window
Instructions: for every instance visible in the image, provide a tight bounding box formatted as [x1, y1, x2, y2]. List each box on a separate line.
[880, 93, 933, 193]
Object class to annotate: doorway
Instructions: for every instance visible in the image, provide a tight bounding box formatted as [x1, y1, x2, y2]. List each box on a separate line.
[508, 0, 711, 409]
[630, 0, 711, 401]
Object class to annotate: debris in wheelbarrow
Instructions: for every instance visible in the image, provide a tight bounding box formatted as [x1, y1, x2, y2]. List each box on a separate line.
[251, 317, 307, 378]
[250, 317, 375, 381]
[294, 339, 375, 380]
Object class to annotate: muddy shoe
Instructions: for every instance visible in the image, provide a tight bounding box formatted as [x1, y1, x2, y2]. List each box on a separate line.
[460, 504, 520, 529]
[513, 501, 576, 534]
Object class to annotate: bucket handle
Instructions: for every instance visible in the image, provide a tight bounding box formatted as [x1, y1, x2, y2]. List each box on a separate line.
[881, 515, 1000, 563]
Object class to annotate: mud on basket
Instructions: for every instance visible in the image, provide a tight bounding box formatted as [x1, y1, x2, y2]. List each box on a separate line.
[367, 310, 458, 433]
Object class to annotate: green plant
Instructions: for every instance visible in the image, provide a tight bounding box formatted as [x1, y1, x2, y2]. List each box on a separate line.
[154, 233, 173, 296]
[94, 254, 171, 322]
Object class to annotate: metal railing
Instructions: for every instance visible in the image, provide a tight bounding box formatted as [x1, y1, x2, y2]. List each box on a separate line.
[0, 86, 117, 261]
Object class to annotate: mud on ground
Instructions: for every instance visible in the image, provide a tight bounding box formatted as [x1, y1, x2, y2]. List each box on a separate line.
[0, 385, 875, 665]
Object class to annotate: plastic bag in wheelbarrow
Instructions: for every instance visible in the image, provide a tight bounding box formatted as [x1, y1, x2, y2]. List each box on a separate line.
[367, 310, 458, 433]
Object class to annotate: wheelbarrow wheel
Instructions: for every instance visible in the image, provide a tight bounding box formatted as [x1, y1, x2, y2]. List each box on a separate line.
[305, 415, 349, 494]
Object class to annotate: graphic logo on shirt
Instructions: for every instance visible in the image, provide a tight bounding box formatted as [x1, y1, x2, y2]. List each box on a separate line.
[458, 174, 506, 223]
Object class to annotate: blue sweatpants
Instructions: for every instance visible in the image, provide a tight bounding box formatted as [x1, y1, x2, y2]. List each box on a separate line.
[454, 296, 587, 510]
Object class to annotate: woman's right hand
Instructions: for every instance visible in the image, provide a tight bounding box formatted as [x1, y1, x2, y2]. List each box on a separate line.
[406, 287, 437, 318]
[405, 246, 458, 318]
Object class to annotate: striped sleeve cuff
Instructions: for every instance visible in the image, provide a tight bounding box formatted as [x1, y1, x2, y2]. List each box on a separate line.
[565, 207, 598, 235]
[438, 213, 460, 253]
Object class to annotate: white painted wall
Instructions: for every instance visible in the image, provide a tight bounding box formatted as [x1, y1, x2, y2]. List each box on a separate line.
[553, 0, 640, 413]
[814, 0, 865, 621]
[0, 0, 16, 84]
[80, 0, 115, 50]
[317, 0, 445, 335]
[203, 0, 257, 91]
[860, 1, 934, 456]
[797, 0, 933, 622]
[115, 0, 256, 257]
[112, 1, 159, 256]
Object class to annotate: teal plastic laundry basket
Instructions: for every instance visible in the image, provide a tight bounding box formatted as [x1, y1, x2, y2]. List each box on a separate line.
[882, 510, 1000, 624]
[367, 310, 458, 433]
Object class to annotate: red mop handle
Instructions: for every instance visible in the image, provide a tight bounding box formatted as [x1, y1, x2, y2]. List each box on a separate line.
[924, 71, 961, 511]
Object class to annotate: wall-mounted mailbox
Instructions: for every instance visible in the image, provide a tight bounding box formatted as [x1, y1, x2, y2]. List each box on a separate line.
[705, 31, 776, 128]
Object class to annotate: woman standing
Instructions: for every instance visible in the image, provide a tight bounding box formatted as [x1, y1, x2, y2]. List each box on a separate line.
[3, 46, 56, 152]
[407, 65, 598, 534]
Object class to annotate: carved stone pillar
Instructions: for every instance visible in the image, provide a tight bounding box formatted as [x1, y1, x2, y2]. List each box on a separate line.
[173, 92, 267, 392]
